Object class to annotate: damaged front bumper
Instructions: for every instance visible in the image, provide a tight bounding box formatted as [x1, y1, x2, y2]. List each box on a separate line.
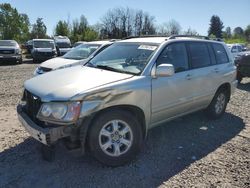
[17, 104, 72, 145]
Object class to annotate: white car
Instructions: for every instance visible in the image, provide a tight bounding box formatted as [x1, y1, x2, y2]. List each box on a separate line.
[34, 41, 114, 75]
[227, 43, 243, 59]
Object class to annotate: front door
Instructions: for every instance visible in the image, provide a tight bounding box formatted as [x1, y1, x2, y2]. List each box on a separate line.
[151, 42, 195, 126]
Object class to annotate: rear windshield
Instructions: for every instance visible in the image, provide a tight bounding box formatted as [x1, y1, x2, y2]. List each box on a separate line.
[63, 44, 100, 60]
[0, 40, 17, 47]
[33, 41, 55, 49]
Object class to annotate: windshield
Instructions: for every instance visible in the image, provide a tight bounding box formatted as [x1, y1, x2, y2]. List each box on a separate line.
[56, 42, 71, 48]
[63, 44, 100, 60]
[0, 40, 17, 47]
[33, 41, 55, 49]
[86, 42, 158, 75]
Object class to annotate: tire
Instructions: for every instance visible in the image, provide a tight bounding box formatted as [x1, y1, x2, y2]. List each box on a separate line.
[87, 110, 143, 166]
[205, 89, 229, 119]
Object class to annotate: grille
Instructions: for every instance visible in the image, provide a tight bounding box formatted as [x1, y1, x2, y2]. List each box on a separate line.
[0, 49, 15, 54]
[23, 90, 42, 124]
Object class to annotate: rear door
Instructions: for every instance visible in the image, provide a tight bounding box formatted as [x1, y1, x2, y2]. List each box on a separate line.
[185, 41, 216, 107]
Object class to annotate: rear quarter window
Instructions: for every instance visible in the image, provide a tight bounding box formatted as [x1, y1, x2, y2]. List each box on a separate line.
[212, 43, 229, 64]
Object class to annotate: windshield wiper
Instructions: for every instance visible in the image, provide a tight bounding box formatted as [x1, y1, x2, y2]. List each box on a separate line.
[95, 65, 135, 75]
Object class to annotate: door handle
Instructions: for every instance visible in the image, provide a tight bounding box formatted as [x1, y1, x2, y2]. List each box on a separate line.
[185, 74, 192, 80]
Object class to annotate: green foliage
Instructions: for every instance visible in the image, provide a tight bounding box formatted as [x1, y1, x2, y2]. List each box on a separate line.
[208, 15, 224, 38]
[0, 3, 30, 42]
[245, 25, 250, 42]
[84, 27, 98, 41]
[30, 18, 47, 39]
[55, 20, 70, 36]
[224, 37, 247, 44]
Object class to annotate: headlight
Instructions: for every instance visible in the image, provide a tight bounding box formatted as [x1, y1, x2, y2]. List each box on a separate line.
[16, 49, 21, 54]
[51, 103, 68, 119]
[37, 102, 81, 123]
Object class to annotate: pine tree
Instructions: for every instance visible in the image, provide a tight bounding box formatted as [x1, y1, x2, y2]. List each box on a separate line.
[208, 15, 224, 38]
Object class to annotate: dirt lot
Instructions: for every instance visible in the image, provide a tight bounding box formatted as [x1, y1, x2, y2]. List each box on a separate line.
[0, 61, 249, 188]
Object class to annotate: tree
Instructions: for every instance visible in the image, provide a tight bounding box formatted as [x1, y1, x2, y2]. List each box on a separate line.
[245, 25, 250, 41]
[84, 27, 98, 41]
[158, 20, 181, 35]
[233, 27, 244, 36]
[100, 7, 156, 39]
[30, 18, 47, 38]
[208, 15, 224, 38]
[225, 27, 232, 38]
[70, 15, 88, 42]
[55, 20, 70, 36]
[183, 27, 199, 36]
[0, 3, 30, 42]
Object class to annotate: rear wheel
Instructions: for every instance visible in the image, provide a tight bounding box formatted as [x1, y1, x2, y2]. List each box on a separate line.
[87, 110, 143, 166]
[205, 89, 229, 119]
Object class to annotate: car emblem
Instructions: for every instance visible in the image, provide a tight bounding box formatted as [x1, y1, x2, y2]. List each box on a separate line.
[33, 96, 38, 100]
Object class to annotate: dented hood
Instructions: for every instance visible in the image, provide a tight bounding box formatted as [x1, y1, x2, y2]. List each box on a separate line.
[24, 66, 133, 102]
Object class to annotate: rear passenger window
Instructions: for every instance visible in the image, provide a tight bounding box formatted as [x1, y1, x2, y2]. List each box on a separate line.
[157, 43, 188, 73]
[212, 43, 229, 64]
[188, 42, 211, 69]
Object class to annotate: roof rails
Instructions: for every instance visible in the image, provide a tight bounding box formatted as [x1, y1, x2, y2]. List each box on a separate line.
[168, 35, 224, 42]
[168, 35, 210, 40]
[123, 35, 168, 40]
[122, 35, 224, 42]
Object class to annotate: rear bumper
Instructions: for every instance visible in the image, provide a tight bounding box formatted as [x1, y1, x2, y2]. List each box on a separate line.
[17, 104, 70, 145]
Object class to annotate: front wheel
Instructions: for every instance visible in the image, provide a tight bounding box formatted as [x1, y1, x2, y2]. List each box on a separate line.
[87, 110, 143, 166]
[205, 89, 229, 119]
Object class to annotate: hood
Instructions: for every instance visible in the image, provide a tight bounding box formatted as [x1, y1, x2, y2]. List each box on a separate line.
[40, 57, 79, 70]
[24, 66, 133, 101]
[34, 48, 53, 52]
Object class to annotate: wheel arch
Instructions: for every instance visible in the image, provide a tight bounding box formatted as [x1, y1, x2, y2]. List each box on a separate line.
[216, 82, 231, 102]
[80, 105, 147, 152]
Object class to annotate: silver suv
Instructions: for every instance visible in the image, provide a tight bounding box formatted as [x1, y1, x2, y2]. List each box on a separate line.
[17, 35, 237, 166]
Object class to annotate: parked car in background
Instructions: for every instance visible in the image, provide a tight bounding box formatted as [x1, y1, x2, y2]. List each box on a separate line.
[24, 40, 33, 54]
[234, 51, 250, 82]
[227, 43, 243, 59]
[0, 40, 22, 64]
[34, 40, 114, 75]
[18, 35, 237, 166]
[73, 41, 87, 48]
[240, 44, 248, 52]
[54, 36, 71, 56]
[31, 39, 57, 63]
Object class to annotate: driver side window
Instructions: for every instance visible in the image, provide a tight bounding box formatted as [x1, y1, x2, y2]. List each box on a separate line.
[156, 43, 189, 73]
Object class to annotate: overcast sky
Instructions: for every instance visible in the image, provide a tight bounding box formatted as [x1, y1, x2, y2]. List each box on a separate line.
[4, 0, 250, 36]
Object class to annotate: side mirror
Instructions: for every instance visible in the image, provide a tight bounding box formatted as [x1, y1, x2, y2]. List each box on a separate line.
[153, 64, 175, 77]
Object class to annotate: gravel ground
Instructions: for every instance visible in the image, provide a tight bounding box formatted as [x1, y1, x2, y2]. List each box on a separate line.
[0, 61, 249, 188]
